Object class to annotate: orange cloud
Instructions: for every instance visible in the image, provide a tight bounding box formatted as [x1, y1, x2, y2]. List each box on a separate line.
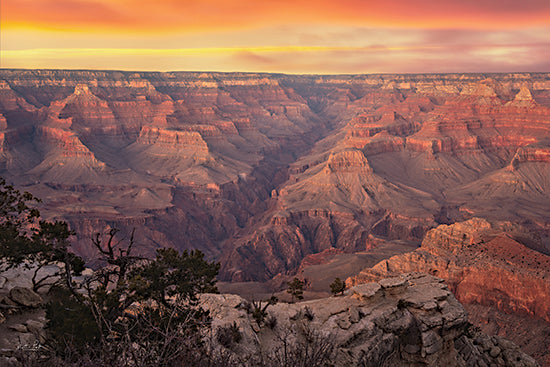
[3, 0, 550, 33]
[2, 0, 550, 73]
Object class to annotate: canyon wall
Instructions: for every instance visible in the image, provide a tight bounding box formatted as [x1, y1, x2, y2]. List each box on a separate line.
[0, 70, 549, 281]
[348, 219, 550, 365]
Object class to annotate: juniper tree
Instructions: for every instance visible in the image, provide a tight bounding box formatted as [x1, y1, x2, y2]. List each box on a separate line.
[330, 277, 346, 296]
[0, 178, 84, 293]
[287, 277, 305, 303]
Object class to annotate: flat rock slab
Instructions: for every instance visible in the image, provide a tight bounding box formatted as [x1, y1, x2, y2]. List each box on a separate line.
[8, 324, 27, 333]
[401, 284, 451, 309]
[9, 287, 42, 308]
[350, 283, 382, 300]
[379, 276, 408, 289]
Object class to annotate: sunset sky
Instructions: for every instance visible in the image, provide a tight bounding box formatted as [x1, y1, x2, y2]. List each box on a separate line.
[1, 0, 550, 74]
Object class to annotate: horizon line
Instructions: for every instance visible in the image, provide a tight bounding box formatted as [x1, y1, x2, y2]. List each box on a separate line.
[1, 67, 548, 77]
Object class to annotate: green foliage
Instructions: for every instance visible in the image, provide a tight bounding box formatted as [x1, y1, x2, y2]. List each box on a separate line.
[265, 314, 278, 329]
[250, 296, 278, 327]
[45, 232, 221, 365]
[128, 247, 220, 306]
[0, 178, 41, 266]
[30, 221, 84, 291]
[45, 286, 100, 354]
[252, 304, 267, 327]
[287, 277, 305, 303]
[0, 178, 83, 292]
[329, 277, 346, 296]
[301, 306, 314, 321]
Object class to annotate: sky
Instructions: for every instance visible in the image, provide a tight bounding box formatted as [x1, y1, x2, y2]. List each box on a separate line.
[1, 0, 550, 74]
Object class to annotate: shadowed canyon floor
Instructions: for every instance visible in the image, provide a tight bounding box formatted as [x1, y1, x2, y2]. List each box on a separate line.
[1, 70, 550, 363]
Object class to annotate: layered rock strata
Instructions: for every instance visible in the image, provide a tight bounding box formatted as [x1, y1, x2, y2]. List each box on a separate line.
[348, 219, 550, 365]
[202, 273, 538, 366]
[0, 70, 549, 282]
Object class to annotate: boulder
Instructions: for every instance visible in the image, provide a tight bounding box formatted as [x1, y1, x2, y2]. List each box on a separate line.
[0, 295, 18, 307]
[8, 287, 42, 308]
[8, 324, 27, 333]
[25, 320, 44, 335]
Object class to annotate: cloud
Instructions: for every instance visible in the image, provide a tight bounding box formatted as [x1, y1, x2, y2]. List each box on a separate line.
[4, 40, 548, 74]
[3, 0, 131, 29]
[3, 0, 549, 73]
[3, 0, 550, 32]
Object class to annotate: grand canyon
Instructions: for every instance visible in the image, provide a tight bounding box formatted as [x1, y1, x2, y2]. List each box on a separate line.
[1, 69, 550, 364]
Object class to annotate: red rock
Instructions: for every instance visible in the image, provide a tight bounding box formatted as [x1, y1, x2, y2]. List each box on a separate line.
[136, 126, 209, 151]
[0, 70, 549, 293]
[349, 219, 550, 323]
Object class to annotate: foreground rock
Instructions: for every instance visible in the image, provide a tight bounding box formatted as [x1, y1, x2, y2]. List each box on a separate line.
[349, 219, 550, 365]
[201, 273, 537, 366]
[8, 287, 42, 308]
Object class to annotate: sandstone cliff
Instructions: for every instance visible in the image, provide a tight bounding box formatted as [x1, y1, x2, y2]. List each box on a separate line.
[349, 219, 550, 365]
[0, 70, 549, 283]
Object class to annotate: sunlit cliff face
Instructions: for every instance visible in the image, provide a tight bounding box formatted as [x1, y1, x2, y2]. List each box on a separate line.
[2, 0, 550, 73]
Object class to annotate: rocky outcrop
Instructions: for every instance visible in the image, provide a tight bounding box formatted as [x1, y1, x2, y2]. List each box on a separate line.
[507, 86, 537, 108]
[349, 219, 550, 322]
[349, 219, 550, 365]
[35, 126, 100, 159]
[509, 145, 550, 168]
[0, 272, 537, 366]
[135, 126, 209, 150]
[325, 149, 373, 173]
[202, 273, 538, 366]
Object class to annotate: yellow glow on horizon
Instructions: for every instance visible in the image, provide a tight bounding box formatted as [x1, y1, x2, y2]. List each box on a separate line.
[2, 0, 549, 74]
[3, 44, 540, 75]
[3, 45, 426, 57]
[1, 46, 441, 73]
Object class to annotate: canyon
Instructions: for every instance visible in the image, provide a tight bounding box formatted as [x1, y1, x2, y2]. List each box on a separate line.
[1, 69, 550, 363]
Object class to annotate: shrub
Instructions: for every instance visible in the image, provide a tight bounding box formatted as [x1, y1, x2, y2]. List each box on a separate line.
[216, 322, 242, 348]
[265, 314, 278, 330]
[250, 296, 278, 327]
[329, 277, 346, 296]
[287, 278, 305, 303]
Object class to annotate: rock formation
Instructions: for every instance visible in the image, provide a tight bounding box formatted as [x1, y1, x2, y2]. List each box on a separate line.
[349, 219, 550, 365]
[0, 69, 549, 283]
[8, 287, 42, 308]
[202, 273, 538, 366]
[0, 271, 538, 366]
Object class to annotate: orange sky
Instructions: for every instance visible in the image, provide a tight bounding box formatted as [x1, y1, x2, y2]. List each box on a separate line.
[2, 0, 550, 73]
